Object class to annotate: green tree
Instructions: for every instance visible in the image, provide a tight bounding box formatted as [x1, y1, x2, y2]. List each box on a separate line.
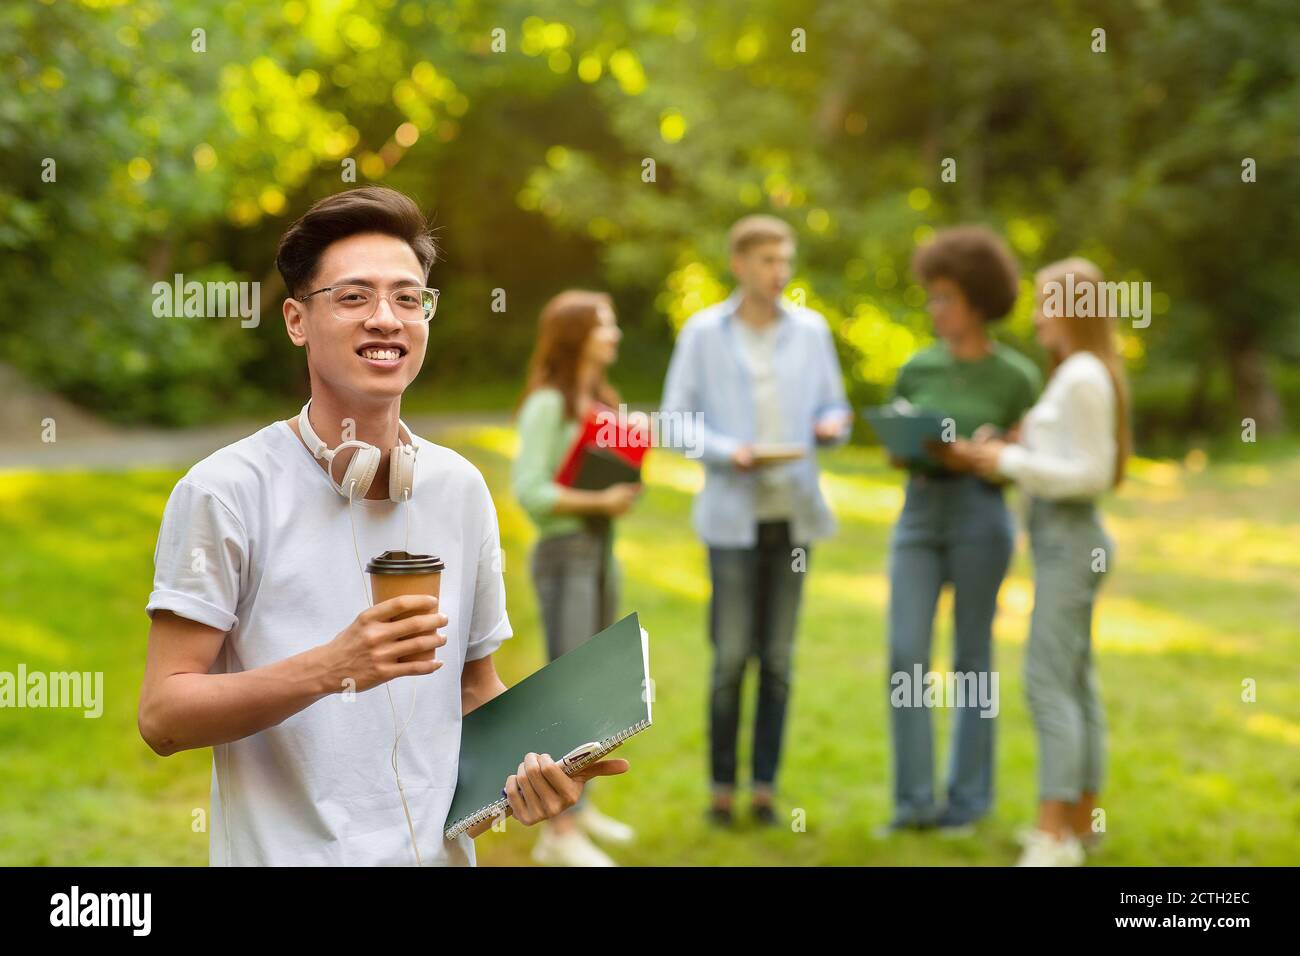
[3, 0, 1296, 438]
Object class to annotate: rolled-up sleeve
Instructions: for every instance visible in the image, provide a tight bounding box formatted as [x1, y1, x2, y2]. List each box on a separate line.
[145, 478, 245, 633]
[466, 478, 513, 662]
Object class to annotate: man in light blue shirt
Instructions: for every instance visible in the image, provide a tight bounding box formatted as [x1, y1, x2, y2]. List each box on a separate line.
[660, 215, 852, 826]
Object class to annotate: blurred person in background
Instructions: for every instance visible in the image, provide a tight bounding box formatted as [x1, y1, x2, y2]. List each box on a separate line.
[882, 225, 1041, 837]
[948, 257, 1130, 866]
[512, 289, 641, 866]
[661, 215, 852, 827]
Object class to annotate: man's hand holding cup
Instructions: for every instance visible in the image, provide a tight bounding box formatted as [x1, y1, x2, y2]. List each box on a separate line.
[322, 594, 447, 693]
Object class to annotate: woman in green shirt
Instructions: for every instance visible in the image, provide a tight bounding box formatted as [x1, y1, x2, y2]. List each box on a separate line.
[512, 289, 642, 867]
[883, 226, 1042, 835]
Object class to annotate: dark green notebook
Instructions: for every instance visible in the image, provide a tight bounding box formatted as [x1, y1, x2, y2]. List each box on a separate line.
[572, 446, 641, 491]
[444, 612, 652, 840]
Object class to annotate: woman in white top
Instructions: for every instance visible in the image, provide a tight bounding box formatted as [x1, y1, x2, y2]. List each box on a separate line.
[949, 257, 1132, 866]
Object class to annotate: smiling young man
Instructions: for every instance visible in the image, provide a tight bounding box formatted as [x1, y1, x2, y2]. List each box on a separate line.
[138, 186, 627, 866]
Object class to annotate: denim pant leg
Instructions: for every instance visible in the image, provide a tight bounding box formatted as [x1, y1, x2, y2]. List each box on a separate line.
[707, 544, 759, 788]
[1077, 600, 1107, 795]
[531, 529, 618, 809]
[887, 482, 946, 825]
[531, 531, 613, 659]
[1078, 530, 1111, 794]
[752, 522, 807, 787]
[942, 480, 1014, 824]
[1024, 501, 1109, 803]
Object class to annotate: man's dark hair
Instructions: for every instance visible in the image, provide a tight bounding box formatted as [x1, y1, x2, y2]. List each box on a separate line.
[276, 186, 438, 298]
[911, 225, 1020, 321]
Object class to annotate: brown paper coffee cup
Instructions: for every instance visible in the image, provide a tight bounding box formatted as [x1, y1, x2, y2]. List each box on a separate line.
[366, 550, 446, 663]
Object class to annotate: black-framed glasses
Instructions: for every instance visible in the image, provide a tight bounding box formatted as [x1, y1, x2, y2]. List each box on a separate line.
[299, 284, 440, 323]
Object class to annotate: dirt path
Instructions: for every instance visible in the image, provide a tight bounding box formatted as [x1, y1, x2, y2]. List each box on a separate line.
[0, 362, 506, 471]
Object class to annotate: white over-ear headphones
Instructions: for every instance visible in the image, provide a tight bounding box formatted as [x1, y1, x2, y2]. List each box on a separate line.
[297, 398, 419, 501]
[297, 397, 428, 864]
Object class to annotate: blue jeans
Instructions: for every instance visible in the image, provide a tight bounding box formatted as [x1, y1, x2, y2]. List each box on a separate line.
[530, 527, 620, 811]
[1025, 497, 1110, 802]
[707, 521, 808, 788]
[530, 528, 619, 662]
[887, 474, 1014, 826]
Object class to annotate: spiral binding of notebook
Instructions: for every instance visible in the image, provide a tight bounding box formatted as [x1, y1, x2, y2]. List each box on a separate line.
[444, 717, 651, 841]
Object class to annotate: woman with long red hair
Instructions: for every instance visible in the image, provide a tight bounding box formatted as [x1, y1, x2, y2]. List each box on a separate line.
[511, 289, 642, 866]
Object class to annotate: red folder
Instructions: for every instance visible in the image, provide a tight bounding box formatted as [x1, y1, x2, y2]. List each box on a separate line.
[555, 403, 650, 487]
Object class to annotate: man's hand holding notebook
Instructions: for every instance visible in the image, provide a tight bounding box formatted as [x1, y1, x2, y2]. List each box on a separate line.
[447, 613, 652, 841]
[463, 751, 631, 837]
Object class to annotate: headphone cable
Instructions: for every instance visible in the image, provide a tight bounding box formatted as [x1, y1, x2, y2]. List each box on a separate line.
[348, 477, 423, 867]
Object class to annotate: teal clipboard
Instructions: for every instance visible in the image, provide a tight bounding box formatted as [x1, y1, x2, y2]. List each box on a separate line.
[864, 404, 948, 463]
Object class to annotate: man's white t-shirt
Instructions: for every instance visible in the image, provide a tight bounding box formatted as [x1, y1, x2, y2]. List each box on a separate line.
[145, 419, 513, 866]
[735, 319, 793, 520]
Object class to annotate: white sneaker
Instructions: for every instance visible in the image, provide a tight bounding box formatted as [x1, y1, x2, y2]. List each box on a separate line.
[531, 827, 617, 867]
[575, 805, 636, 845]
[1015, 829, 1085, 867]
[1015, 825, 1103, 853]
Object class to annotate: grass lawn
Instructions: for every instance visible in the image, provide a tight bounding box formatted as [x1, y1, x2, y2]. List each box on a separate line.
[1, 429, 1297, 865]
